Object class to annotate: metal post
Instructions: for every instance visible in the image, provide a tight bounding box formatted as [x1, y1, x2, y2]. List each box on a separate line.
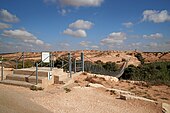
[36, 63, 38, 85]
[68, 53, 72, 78]
[50, 53, 52, 71]
[52, 60, 54, 68]
[74, 59, 76, 73]
[1, 61, 3, 81]
[81, 52, 84, 72]
[22, 52, 24, 68]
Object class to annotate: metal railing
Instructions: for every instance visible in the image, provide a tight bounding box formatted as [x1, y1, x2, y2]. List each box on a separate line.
[35, 53, 54, 85]
[1, 61, 3, 81]
[83, 54, 130, 78]
[0, 52, 25, 81]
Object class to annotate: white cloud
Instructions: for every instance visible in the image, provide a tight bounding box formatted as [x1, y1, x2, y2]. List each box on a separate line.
[59, 9, 66, 16]
[0, 29, 52, 52]
[122, 22, 133, 28]
[58, 9, 71, 16]
[79, 41, 91, 47]
[148, 42, 158, 47]
[63, 28, 87, 38]
[0, 9, 19, 23]
[2, 29, 44, 45]
[69, 19, 94, 30]
[44, 0, 57, 3]
[143, 33, 163, 39]
[131, 42, 141, 46]
[53, 0, 104, 7]
[0, 22, 11, 30]
[101, 32, 126, 45]
[63, 19, 93, 38]
[44, 0, 104, 7]
[142, 10, 170, 23]
[60, 42, 70, 47]
[91, 45, 99, 49]
[0, 41, 51, 53]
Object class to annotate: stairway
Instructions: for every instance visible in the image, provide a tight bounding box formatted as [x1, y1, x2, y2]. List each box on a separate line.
[0, 67, 55, 89]
[0, 67, 82, 89]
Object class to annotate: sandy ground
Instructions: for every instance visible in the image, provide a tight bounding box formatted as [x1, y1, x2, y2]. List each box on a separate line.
[0, 69, 167, 113]
[0, 81, 162, 113]
[0, 84, 51, 113]
[32, 85, 162, 113]
[75, 74, 170, 104]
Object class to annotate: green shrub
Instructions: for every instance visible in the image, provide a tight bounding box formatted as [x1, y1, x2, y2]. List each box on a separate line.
[103, 61, 118, 71]
[121, 62, 170, 85]
[84, 61, 119, 76]
[135, 53, 145, 64]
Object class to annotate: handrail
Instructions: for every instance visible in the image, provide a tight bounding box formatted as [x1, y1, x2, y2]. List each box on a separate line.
[27, 61, 51, 78]
[0, 53, 25, 81]
[84, 54, 130, 78]
[1, 61, 3, 81]
[35, 53, 54, 85]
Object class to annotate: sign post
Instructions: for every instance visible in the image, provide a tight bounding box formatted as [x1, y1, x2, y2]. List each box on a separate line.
[41, 52, 50, 63]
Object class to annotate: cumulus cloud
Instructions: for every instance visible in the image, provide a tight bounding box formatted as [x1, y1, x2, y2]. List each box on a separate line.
[0, 9, 19, 23]
[142, 10, 170, 23]
[91, 45, 99, 49]
[122, 22, 133, 28]
[2, 29, 44, 45]
[101, 32, 126, 45]
[0, 22, 11, 30]
[63, 19, 93, 38]
[63, 28, 87, 38]
[69, 19, 94, 30]
[45, 0, 104, 7]
[79, 41, 91, 47]
[0, 29, 52, 52]
[143, 33, 163, 39]
[0, 41, 51, 53]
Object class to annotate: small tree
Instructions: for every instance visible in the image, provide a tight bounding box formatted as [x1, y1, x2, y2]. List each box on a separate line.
[135, 53, 145, 65]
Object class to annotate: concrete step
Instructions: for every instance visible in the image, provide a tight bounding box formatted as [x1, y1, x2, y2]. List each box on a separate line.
[0, 80, 34, 88]
[6, 74, 45, 84]
[13, 69, 49, 77]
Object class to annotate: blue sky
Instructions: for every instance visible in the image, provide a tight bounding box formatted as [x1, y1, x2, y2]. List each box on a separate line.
[0, 0, 170, 53]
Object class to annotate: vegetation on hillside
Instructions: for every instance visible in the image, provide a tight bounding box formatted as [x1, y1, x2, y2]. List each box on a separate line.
[121, 62, 170, 85]
[84, 60, 119, 76]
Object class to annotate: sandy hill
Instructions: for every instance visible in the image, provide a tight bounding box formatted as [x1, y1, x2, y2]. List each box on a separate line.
[0, 50, 170, 67]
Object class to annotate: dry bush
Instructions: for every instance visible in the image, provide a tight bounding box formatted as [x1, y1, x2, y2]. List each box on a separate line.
[84, 76, 105, 84]
[64, 88, 71, 93]
[82, 72, 88, 75]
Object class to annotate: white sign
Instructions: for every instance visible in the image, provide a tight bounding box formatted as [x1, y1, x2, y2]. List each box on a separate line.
[42, 52, 50, 63]
[48, 72, 52, 80]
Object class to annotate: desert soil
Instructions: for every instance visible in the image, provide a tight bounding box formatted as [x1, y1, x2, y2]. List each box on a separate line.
[0, 68, 169, 113]
[0, 84, 162, 113]
[75, 73, 170, 104]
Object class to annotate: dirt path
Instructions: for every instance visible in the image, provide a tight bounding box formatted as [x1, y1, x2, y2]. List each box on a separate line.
[0, 84, 51, 113]
[33, 86, 161, 113]
[0, 83, 162, 113]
